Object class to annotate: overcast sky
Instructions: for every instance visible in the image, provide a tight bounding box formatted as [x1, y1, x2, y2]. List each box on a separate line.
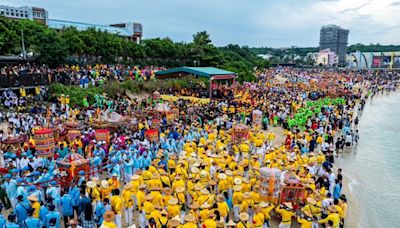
[2, 0, 400, 47]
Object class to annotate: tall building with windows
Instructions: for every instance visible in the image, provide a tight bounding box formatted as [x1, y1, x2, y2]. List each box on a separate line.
[319, 25, 349, 66]
[0, 5, 48, 24]
[0, 4, 142, 43]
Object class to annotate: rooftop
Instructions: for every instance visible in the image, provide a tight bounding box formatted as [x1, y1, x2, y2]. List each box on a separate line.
[47, 19, 132, 37]
[155, 67, 236, 78]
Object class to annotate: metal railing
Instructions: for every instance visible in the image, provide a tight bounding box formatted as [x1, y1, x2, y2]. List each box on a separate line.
[0, 72, 49, 88]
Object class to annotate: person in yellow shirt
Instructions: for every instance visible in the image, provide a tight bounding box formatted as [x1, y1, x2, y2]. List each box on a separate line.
[102, 210, 117, 228]
[267, 130, 276, 146]
[275, 203, 295, 227]
[108, 174, 120, 190]
[121, 184, 135, 226]
[232, 185, 243, 221]
[19, 86, 26, 97]
[154, 209, 169, 227]
[27, 195, 40, 218]
[318, 206, 340, 228]
[252, 206, 265, 228]
[167, 198, 180, 219]
[110, 189, 123, 228]
[297, 211, 314, 228]
[100, 180, 111, 201]
[143, 195, 155, 224]
[301, 197, 321, 217]
[182, 214, 197, 228]
[203, 212, 217, 228]
[217, 194, 229, 220]
[260, 201, 274, 227]
[237, 213, 250, 228]
[339, 195, 348, 227]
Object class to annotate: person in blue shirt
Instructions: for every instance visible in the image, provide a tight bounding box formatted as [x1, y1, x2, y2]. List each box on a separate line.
[45, 204, 60, 228]
[95, 200, 106, 226]
[14, 195, 30, 224]
[77, 171, 86, 187]
[5, 214, 19, 228]
[333, 179, 342, 200]
[123, 157, 134, 182]
[3, 175, 17, 209]
[22, 208, 39, 228]
[34, 168, 51, 187]
[0, 203, 7, 228]
[60, 189, 74, 228]
[39, 203, 49, 227]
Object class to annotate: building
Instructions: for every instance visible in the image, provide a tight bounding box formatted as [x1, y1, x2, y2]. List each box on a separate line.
[48, 20, 142, 43]
[0, 4, 142, 43]
[316, 49, 338, 66]
[319, 25, 349, 66]
[0, 5, 48, 24]
[347, 51, 400, 69]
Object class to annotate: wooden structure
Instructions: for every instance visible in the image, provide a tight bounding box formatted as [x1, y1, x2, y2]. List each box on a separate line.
[34, 128, 55, 157]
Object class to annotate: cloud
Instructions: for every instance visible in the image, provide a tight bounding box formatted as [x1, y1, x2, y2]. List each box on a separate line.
[388, 1, 400, 6]
[338, 2, 370, 13]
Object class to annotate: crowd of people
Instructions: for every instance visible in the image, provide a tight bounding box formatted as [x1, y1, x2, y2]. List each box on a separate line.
[0, 66, 398, 228]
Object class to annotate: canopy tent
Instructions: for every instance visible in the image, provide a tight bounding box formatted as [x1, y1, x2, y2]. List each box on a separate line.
[155, 67, 236, 98]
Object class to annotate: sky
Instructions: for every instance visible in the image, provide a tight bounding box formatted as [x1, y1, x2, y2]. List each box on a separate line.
[2, 0, 400, 47]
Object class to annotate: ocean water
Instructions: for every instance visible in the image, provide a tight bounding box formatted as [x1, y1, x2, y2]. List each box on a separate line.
[337, 92, 400, 228]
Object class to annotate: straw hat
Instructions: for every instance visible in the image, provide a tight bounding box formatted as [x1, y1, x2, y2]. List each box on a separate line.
[307, 197, 317, 205]
[152, 173, 160, 179]
[192, 162, 200, 167]
[27, 195, 38, 202]
[145, 195, 154, 201]
[101, 180, 109, 189]
[175, 186, 185, 193]
[139, 184, 147, 189]
[303, 210, 313, 218]
[225, 170, 233, 176]
[158, 209, 168, 216]
[189, 202, 200, 209]
[242, 178, 250, 184]
[243, 192, 251, 199]
[226, 220, 237, 227]
[328, 205, 338, 213]
[191, 167, 199, 174]
[283, 202, 293, 210]
[194, 183, 203, 191]
[103, 210, 115, 222]
[92, 177, 100, 185]
[200, 188, 210, 195]
[234, 178, 242, 185]
[233, 185, 242, 192]
[201, 202, 211, 209]
[168, 198, 178, 205]
[124, 183, 133, 190]
[184, 214, 196, 222]
[259, 201, 269, 208]
[168, 218, 181, 227]
[217, 194, 225, 202]
[239, 213, 249, 221]
[200, 170, 208, 178]
[131, 174, 140, 180]
[219, 173, 227, 180]
[86, 181, 96, 188]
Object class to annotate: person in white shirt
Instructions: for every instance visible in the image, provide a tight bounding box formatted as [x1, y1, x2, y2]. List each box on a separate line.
[17, 153, 29, 169]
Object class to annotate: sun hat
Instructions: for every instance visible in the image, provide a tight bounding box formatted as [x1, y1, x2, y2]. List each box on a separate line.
[303, 210, 313, 218]
[200, 202, 211, 209]
[145, 195, 154, 201]
[239, 212, 249, 221]
[200, 188, 210, 195]
[234, 178, 242, 185]
[243, 192, 251, 199]
[233, 185, 242, 192]
[124, 183, 133, 190]
[101, 180, 109, 189]
[131, 174, 140, 180]
[168, 198, 178, 205]
[191, 167, 199, 174]
[185, 214, 196, 222]
[307, 197, 317, 205]
[219, 173, 227, 180]
[189, 202, 200, 209]
[103, 210, 115, 222]
[283, 202, 293, 210]
[91, 177, 100, 185]
[226, 220, 237, 226]
[259, 201, 269, 208]
[328, 205, 338, 213]
[175, 186, 185, 193]
[27, 195, 38, 202]
[86, 181, 96, 188]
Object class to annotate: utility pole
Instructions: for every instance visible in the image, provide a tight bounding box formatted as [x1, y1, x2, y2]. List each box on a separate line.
[21, 28, 26, 59]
